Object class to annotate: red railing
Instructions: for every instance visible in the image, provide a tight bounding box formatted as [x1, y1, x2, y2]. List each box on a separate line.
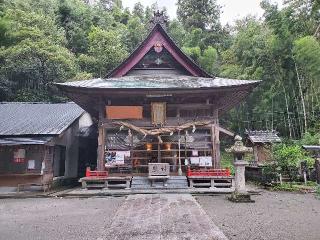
[85, 167, 108, 178]
[186, 167, 231, 177]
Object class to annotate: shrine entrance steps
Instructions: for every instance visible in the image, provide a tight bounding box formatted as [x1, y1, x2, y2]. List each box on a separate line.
[131, 176, 188, 190]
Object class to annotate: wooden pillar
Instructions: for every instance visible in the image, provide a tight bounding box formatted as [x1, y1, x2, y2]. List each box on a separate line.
[253, 145, 259, 163]
[211, 124, 216, 168]
[97, 99, 106, 171]
[157, 142, 161, 163]
[211, 109, 221, 169]
[97, 124, 105, 171]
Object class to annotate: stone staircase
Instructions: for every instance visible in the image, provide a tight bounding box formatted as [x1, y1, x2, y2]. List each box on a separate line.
[131, 176, 188, 189]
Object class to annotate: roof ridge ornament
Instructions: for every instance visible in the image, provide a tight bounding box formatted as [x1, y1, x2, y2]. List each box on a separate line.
[149, 10, 168, 30]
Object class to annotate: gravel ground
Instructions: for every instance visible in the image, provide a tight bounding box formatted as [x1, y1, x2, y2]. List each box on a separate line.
[1, 190, 319, 240]
[0, 197, 124, 240]
[197, 190, 320, 240]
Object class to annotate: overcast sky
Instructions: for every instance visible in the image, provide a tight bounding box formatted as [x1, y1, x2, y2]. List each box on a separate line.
[122, 0, 283, 25]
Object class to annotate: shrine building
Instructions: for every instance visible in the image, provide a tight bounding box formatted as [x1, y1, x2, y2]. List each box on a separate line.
[57, 11, 260, 182]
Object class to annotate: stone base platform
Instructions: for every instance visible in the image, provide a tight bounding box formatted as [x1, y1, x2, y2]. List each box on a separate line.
[59, 187, 234, 197]
[131, 176, 188, 189]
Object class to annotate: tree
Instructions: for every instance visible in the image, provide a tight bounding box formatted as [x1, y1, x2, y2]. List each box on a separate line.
[86, 26, 127, 77]
[125, 16, 146, 51]
[177, 0, 221, 30]
[57, 0, 94, 54]
[199, 46, 218, 75]
[168, 20, 188, 47]
[132, 2, 144, 21]
[0, 39, 77, 101]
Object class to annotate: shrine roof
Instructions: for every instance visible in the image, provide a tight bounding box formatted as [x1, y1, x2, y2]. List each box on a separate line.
[245, 130, 281, 143]
[57, 75, 261, 90]
[107, 20, 211, 78]
[0, 102, 84, 136]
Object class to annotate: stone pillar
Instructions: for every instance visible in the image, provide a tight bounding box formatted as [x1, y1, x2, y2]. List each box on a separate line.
[226, 135, 254, 203]
[234, 160, 249, 194]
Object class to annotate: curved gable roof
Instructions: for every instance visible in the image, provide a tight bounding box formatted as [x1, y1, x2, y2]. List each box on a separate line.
[107, 23, 212, 78]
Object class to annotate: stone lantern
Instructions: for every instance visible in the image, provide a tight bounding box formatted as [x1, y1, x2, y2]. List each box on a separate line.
[226, 135, 254, 202]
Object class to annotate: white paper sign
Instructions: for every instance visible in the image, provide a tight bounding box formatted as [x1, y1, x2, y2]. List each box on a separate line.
[190, 157, 200, 165]
[105, 151, 130, 166]
[28, 160, 35, 170]
[199, 157, 212, 167]
[40, 161, 45, 175]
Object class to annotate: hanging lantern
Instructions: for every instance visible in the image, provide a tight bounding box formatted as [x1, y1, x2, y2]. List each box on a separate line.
[165, 143, 171, 151]
[146, 143, 152, 151]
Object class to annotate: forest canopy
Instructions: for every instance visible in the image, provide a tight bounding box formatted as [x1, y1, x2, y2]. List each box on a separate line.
[0, 0, 319, 138]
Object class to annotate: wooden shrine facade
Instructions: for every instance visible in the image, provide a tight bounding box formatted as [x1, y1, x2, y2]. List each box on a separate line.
[56, 11, 260, 175]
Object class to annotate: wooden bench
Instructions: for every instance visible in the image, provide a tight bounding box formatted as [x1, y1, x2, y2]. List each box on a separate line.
[79, 168, 109, 189]
[79, 175, 132, 189]
[188, 175, 234, 189]
[105, 176, 132, 189]
[187, 167, 234, 189]
[16, 173, 53, 193]
[17, 182, 52, 192]
[79, 177, 108, 189]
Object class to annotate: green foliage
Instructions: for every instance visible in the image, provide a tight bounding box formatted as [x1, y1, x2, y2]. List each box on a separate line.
[298, 132, 320, 145]
[220, 152, 234, 175]
[272, 143, 314, 181]
[87, 26, 127, 77]
[125, 16, 146, 51]
[274, 144, 313, 169]
[168, 20, 188, 47]
[132, 2, 144, 21]
[182, 46, 201, 62]
[199, 46, 218, 74]
[182, 45, 219, 75]
[293, 36, 320, 81]
[13, 89, 51, 102]
[177, 0, 221, 30]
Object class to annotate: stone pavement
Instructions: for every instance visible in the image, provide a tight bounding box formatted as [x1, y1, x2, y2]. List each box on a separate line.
[103, 194, 228, 240]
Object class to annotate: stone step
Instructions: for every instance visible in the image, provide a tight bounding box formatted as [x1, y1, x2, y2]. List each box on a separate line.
[131, 176, 188, 189]
[86, 184, 105, 189]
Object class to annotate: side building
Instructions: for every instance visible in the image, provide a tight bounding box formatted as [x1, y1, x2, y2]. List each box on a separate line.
[0, 102, 95, 190]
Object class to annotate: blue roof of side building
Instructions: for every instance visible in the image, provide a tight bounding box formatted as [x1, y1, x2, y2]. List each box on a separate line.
[0, 102, 85, 136]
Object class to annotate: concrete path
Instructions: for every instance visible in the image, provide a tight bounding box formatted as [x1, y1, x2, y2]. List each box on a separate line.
[103, 194, 228, 240]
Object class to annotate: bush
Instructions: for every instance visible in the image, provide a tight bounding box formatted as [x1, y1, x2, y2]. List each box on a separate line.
[298, 132, 320, 145]
[220, 152, 234, 175]
[273, 144, 314, 181]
